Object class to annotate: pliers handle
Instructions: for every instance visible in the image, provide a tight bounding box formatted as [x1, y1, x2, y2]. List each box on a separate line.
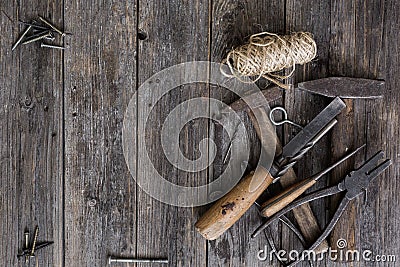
[252, 185, 342, 238]
[253, 151, 391, 267]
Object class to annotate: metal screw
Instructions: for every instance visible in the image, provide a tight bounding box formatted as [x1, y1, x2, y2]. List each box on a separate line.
[40, 43, 68, 50]
[24, 231, 29, 248]
[30, 226, 39, 257]
[22, 31, 51, 45]
[12, 25, 32, 50]
[24, 231, 30, 263]
[108, 256, 168, 264]
[38, 16, 65, 37]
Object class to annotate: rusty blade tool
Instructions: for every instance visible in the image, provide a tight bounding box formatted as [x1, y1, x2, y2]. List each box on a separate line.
[255, 151, 391, 267]
[297, 77, 385, 99]
[268, 97, 346, 183]
[252, 144, 365, 237]
[275, 96, 345, 161]
[195, 96, 346, 240]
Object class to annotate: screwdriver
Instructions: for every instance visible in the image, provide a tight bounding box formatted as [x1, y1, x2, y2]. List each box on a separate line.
[259, 144, 365, 218]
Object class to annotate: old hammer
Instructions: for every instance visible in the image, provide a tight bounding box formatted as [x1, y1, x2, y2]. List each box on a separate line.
[196, 77, 384, 246]
[196, 87, 337, 254]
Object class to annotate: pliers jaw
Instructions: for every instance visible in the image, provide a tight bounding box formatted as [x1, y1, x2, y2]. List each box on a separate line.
[342, 151, 392, 200]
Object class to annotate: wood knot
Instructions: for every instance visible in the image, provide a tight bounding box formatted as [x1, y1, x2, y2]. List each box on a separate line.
[138, 29, 148, 40]
[21, 96, 35, 111]
[88, 198, 97, 207]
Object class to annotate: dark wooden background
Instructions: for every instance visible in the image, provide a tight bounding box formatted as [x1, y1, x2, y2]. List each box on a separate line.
[0, 0, 399, 266]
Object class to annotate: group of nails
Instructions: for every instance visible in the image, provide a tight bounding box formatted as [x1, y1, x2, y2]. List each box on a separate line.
[17, 226, 53, 263]
[14, 17, 168, 265]
[12, 16, 70, 51]
[18, 226, 168, 265]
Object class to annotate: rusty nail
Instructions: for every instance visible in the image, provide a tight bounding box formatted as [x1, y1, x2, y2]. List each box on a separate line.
[12, 25, 32, 50]
[22, 31, 51, 45]
[38, 16, 65, 37]
[40, 43, 68, 50]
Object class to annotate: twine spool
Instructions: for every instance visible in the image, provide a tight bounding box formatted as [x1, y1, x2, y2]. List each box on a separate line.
[223, 32, 317, 89]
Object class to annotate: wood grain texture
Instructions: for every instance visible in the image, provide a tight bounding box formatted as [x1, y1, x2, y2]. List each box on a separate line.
[136, 1, 209, 266]
[377, 1, 400, 265]
[326, 87, 388, 267]
[284, 2, 332, 266]
[208, 1, 286, 266]
[328, 1, 387, 266]
[0, 2, 64, 267]
[64, 1, 137, 266]
[0, 3, 20, 266]
[0, 0, 400, 266]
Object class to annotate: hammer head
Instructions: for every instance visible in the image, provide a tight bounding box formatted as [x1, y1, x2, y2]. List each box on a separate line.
[298, 77, 385, 99]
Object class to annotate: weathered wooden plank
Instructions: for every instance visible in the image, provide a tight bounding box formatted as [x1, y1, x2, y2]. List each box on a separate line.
[0, 3, 21, 266]
[328, 99, 365, 267]
[0, 2, 64, 267]
[378, 0, 400, 264]
[136, 1, 209, 266]
[64, 1, 137, 266]
[206, 94, 283, 267]
[208, 1, 286, 266]
[0, 4, 19, 266]
[0, 1, 398, 267]
[285, 1, 331, 266]
[328, 1, 387, 266]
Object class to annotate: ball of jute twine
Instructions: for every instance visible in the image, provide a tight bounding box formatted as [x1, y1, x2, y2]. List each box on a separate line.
[222, 32, 317, 89]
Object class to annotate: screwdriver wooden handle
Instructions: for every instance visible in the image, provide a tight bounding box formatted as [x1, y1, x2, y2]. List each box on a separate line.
[260, 178, 317, 217]
[195, 167, 273, 240]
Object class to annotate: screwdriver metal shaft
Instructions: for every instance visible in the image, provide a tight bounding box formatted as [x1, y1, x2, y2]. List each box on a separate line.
[253, 145, 365, 237]
[271, 119, 338, 183]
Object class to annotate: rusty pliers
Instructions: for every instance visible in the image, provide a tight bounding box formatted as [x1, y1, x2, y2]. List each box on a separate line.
[253, 151, 391, 266]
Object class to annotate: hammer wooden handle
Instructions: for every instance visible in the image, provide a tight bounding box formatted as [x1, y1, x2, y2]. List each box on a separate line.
[195, 167, 273, 240]
[261, 178, 317, 217]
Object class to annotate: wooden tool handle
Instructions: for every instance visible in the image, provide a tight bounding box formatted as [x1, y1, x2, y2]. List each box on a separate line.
[260, 179, 317, 217]
[249, 104, 329, 253]
[195, 167, 273, 240]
